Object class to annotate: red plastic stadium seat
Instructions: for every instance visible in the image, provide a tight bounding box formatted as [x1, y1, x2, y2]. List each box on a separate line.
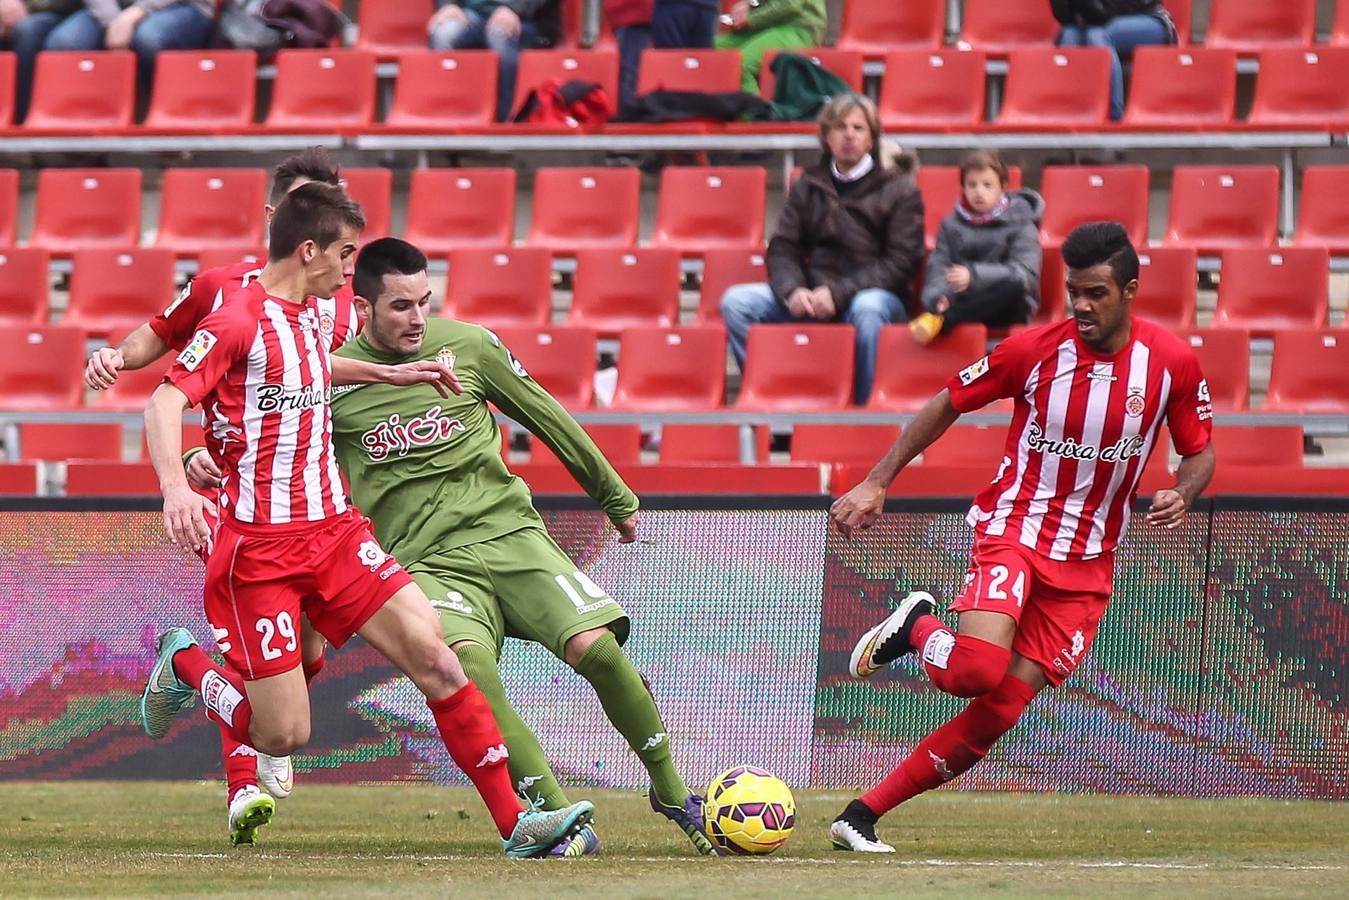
[194, 246, 265, 272]
[610, 325, 726, 411]
[1039, 165, 1149, 248]
[997, 48, 1111, 128]
[513, 50, 619, 118]
[0, 168, 17, 245]
[356, 0, 434, 56]
[0, 326, 85, 409]
[19, 423, 122, 461]
[879, 49, 986, 131]
[1247, 47, 1349, 128]
[1163, 166, 1280, 253]
[65, 249, 177, 337]
[0, 462, 37, 495]
[650, 167, 765, 254]
[156, 169, 267, 257]
[830, 462, 995, 498]
[384, 51, 497, 129]
[1335, 0, 1349, 46]
[790, 423, 899, 466]
[837, 0, 944, 56]
[92, 350, 173, 411]
[444, 247, 552, 329]
[65, 462, 160, 495]
[1205, 0, 1316, 52]
[0, 53, 14, 126]
[1122, 47, 1235, 128]
[917, 165, 1022, 250]
[531, 423, 641, 466]
[1265, 330, 1349, 412]
[264, 50, 376, 131]
[697, 246, 766, 322]
[1207, 425, 1303, 467]
[1134, 248, 1197, 328]
[144, 50, 257, 132]
[957, 0, 1059, 54]
[24, 51, 134, 132]
[490, 325, 596, 409]
[140, 422, 207, 461]
[759, 48, 863, 99]
[1293, 166, 1349, 253]
[1213, 248, 1329, 332]
[920, 424, 1008, 470]
[734, 324, 854, 410]
[30, 169, 142, 255]
[660, 424, 767, 464]
[623, 463, 823, 495]
[527, 167, 640, 251]
[568, 248, 682, 334]
[340, 168, 393, 239]
[1175, 328, 1249, 411]
[404, 168, 516, 256]
[1164, 0, 1192, 45]
[1036, 245, 1067, 324]
[637, 49, 741, 94]
[0, 248, 50, 326]
[868, 324, 988, 412]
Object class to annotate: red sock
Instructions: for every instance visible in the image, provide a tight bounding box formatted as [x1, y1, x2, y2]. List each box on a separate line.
[302, 651, 325, 685]
[909, 615, 1011, 698]
[427, 682, 523, 839]
[861, 673, 1037, 816]
[220, 730, 258, 803]
[171, 646, 253, 746]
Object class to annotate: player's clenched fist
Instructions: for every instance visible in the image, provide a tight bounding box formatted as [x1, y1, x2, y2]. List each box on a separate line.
[85, 346, 124, 390]
[1145, 488, 1187, 529]
[830, 479, 885, 539]
[162, 484, 214, 552]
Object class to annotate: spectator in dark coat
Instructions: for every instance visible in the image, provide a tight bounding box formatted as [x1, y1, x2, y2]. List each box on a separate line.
[604, 0, 652, 108]
[429, 0, 559, 121]
[650, 0, 715, 49]
[1052, 0, 1177, 120]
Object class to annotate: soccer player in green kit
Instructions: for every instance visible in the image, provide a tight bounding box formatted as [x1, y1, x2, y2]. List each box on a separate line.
[328, 238, 717, 857]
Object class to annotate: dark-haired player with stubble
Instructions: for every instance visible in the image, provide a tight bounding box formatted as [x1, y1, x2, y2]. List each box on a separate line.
[826, 221, 1216, 851]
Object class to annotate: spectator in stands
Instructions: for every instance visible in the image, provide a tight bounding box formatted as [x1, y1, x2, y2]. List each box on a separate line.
[605, 0, 652, 108]
[720, 94, 923, 405]
[428, 0, 560, 122]
[7, 0, 214, 120]
[715, 0, 826, 94]
[650, 0, 716, 49]
[1052, 1, 1177, 121]
[910, 150, 1043, 345]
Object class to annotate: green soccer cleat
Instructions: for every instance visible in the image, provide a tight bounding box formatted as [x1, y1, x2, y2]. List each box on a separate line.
[502, 799, 594, 859]
[139, 627, 198, 739]
[228, 785, 276, 847]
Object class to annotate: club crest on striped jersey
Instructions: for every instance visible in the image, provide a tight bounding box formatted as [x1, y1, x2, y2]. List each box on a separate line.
[361, 405, 466, 462]
[178, 329, 218, 371]
[958, 355, 989, 385]
[1124, 387, 1146, 417]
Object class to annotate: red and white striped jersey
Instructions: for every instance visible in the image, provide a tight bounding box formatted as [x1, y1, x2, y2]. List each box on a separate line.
[946, 317, 1213, 562]
[167, 281, 348, 529]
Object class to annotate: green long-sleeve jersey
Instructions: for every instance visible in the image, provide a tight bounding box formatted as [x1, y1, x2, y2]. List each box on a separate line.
[330, 318, 639, 562]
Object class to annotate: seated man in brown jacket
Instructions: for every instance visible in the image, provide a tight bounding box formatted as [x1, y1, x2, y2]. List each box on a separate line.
[720, 94, 924, 404]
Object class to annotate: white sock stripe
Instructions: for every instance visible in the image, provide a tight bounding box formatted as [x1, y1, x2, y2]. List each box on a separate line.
[200, 670, 244, 727]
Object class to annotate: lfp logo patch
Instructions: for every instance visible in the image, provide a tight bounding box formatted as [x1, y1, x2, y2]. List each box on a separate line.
[177, 329, 217, 371]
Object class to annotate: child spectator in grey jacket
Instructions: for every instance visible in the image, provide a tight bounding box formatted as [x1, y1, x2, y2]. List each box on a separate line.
[910, 150, 1044, 344]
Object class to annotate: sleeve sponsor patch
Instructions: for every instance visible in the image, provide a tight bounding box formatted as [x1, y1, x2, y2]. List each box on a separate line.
[958, 356, 990, 386]
[1196, 379, 1213, 421]
[177, 329, 218, 371]
[162, 281, 192, 318]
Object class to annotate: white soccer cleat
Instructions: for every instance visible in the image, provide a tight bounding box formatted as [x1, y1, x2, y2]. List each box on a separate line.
[256, 753, 294, 799]
[849, 590, 937, 678]
[228, 785, 275, 847]
[829, 817, 895, 853]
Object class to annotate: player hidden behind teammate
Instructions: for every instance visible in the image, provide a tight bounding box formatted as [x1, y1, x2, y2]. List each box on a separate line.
[139, 184, 593, 858]
[325, 237, 720, 856]
[826, 221, 1216, 851]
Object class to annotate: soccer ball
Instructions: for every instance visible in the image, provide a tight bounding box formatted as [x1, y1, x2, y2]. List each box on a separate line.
[703, 765, 796, 855]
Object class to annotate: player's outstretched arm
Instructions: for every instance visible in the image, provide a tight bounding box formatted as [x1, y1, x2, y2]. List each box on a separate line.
[330, 355, 462, 398]
[1146, 442, 1215, 529]
[145, 383, 213, 551]
[84, 322, 171, 390]
[830, 389, 961, 539]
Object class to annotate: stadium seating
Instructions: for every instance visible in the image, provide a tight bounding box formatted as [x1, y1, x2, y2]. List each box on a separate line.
[637, 49, 741, 95]
[531, 423, 641, 466]
[610, 325, 726, 411]
[868, 324, 988, 412]
[920, 424, 1008, 469]
[1163, 166, 1280, 253]
[1207, 424, 1304, 467]
[1122, 47, 1236, 128]
[831, 462, 997, 498]
[997, 48, 1112, 128]
[1039, 165, 1149, 248]
[0, 326, 85, 409]
[1164, 0, 1193, 45]
[0, 53, 14, 126]
[1204, 0, 1316, 52]
[917, 165, 1022, 251]
[195, 246, 265, 272]
[697, 247, 766, 322]
[0, 248, 49, 326]
[1037, 245, 1067, 324]
[1175, 328, 1250, 411]
[1212, 248, 1329, 332]
[24, 51, 134, 132]
[140, 422, 207, 461]
[91, 351, 173, 411]
[1292, 166, 1349, 253]
[1246, 48, 1349, 128]
[650, 167, 765, 254]
[1134, 248, 1198, 328]
[734, 325, 854, 410]
[403, 168, 516, 256]
[265, 50, 376, 131]
[356, 0, 434, 56]
[155, 169, 268, 257]
[64, 249, 177, 337]
[29, 169, 142, 255]
[513, 50, 619, 116]
[1334, 0, 1349, 46]
[340, 167, 393, 239]
[0, 462, 37, 495]
[758, 48, 864, 99]
[957, 0, 1060, 53]
[790, 423, 899, 466]
[143, 50, 257, 132]
[837, 0, 944, 56]
[660, 424, 768, 464]
[0, 168, 15, 245]
[384, 51, 498, 130]
[527, 167, 641, 251]
[444, 247, 552, 328]
[18, 423, 122, 461]
[64, 463, 160, 495]
[479, 325, 597, 409]
[878, 49, 986, 131]
[568, 248, 682, 333]
[1265, 330, 1349, 412]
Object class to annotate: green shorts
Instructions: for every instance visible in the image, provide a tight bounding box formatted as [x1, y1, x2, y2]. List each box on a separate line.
[409, 526, 630, 661]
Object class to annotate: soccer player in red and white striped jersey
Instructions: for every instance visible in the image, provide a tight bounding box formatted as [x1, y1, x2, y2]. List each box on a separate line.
[827, 222, 1216, 852]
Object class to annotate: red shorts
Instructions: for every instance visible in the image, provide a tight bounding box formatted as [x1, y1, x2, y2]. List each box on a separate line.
[951, 540, 1114, 686]
[203, 509, 413, 680]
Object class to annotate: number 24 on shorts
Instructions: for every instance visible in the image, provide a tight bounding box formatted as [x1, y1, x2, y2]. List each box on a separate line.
[986, 565, 1026, 607]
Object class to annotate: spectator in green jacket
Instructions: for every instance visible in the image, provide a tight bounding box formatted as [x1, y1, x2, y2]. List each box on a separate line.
[715, 0, 825, 94]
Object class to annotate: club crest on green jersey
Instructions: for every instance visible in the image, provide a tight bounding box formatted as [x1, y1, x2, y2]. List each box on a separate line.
[436, 346, 456, 370]
[361, 406, 466, 462]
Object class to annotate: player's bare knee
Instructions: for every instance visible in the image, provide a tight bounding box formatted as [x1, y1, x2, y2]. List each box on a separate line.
[563, 627, 606, 669]
[411, 641, 468, 698]
[251, 719, 310, 756]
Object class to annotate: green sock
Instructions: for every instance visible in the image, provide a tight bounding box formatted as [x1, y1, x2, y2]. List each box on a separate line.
[574, 632, 690, 807]
[454, 642, 570, 811]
